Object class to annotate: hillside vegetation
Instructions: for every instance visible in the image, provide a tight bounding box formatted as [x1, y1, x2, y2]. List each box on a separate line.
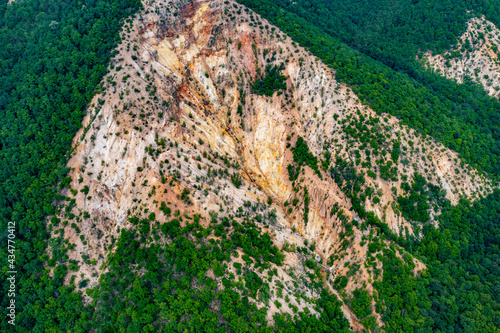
[238, 0, 500, 177]
[237, 0, 500, 331]
[0, 0, 499, 332]
[0, 0, 141, 331]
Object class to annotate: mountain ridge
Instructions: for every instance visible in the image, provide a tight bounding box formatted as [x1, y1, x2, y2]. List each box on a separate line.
[47, 0, 495, 330]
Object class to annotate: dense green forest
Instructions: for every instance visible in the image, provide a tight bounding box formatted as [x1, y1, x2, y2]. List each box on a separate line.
[279, 0, 498, 71]
[374, 190, 500, 332]
[0, 0, 141, 331]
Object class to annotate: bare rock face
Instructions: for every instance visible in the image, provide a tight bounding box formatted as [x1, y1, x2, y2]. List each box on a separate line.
[49, 0, 493, 329]
[423, 16, 500, 98]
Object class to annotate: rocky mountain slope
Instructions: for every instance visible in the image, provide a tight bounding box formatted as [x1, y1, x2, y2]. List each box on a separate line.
[423, 16, 500, 98]
[47, 0, 494, 330]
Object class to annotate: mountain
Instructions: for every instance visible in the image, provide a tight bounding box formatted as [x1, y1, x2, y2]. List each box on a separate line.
[1, 0, 499, 332]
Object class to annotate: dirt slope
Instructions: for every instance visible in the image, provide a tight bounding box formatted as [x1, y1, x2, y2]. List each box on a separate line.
[423, 16, 500, 98]
[48, 0, 493, 330]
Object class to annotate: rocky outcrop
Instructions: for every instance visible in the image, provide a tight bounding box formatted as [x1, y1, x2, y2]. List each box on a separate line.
[423, 16, 500, 98]
[50, 0, 493, 330]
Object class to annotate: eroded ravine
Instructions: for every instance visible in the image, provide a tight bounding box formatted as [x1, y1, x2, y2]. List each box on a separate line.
[49, 0, 494, 330]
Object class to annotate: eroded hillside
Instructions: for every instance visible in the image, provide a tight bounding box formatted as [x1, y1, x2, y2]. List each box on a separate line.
[47, 0, 494, 330]
[423, 16, 500, 98]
